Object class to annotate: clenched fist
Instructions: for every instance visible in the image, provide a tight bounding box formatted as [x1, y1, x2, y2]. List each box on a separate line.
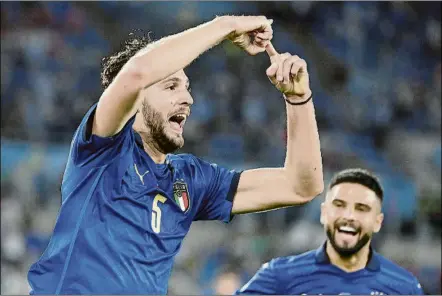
[224, 15, 274, 55]
[265, 43, 312, 101]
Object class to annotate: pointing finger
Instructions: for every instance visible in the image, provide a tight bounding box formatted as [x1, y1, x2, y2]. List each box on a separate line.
[266, 64, 279, 85]
[265, 42, 278, 58]
[276, 53, 290, 82]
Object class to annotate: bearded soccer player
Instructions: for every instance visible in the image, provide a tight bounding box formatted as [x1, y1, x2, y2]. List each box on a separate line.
[237, 168, 425, 295]
[28, 15, 324, 294]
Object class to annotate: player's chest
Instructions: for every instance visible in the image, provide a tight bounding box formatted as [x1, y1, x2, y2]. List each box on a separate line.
[288, 274, 403, 295]
[109, 161, 196, 236]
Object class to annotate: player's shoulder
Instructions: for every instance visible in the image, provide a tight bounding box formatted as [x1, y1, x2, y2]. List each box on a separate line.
[267, 249, 317, 271]
[376, 253, 420, 283]
[376, 253, 424, 293]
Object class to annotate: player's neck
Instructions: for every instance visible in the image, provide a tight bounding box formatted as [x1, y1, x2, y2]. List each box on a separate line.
[326, 241, 371, 273]
[141, 139, 167, 164]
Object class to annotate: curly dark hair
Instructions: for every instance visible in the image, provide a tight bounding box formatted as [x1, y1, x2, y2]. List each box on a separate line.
[100, 31, 153, 89]
[328, 168, 384, 201]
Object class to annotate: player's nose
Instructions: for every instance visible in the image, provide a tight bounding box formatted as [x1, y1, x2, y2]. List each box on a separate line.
[177, 92, 194, 107]
[342, 207, 356, 220]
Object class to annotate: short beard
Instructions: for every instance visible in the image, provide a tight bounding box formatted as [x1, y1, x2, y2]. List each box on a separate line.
[141, 100, 184, 154]
[326, 227, 371, 258]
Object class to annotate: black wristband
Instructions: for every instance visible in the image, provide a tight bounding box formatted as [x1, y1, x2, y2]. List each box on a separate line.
[284, 93, 313, 105]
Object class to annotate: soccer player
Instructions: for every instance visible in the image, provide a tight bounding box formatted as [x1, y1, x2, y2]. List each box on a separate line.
[28, 15, 324, 294]
[236, 168, 425, 295]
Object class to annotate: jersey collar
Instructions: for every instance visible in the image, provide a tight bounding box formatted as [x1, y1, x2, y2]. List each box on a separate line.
[315, 242, 380, 271]
[134, 131, 144, 149]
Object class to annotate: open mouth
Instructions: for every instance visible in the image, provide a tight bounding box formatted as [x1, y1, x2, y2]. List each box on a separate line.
[337, 226, 358, 236]
[168, 113, 187, 133]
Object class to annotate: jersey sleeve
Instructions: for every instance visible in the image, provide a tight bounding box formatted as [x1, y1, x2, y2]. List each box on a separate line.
[192, 157, 242, 223]
[70, 103, 136, 167]
[410, 277, 425, 295]
[235, 260, 279, 295]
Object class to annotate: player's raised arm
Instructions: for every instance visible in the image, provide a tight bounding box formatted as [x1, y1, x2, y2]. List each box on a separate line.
[232, 43, 324, 214]
[93, 16, 274, 138]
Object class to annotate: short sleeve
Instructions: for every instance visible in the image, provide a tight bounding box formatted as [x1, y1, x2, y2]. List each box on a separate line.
[193, 157, 242, 223]
[70, 103, 136, 167]
[235, 260, 279, 295]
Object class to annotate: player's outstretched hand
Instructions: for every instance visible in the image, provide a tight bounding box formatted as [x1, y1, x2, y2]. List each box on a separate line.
[226, 15, 274, 56]
[265, 43, 312, 100]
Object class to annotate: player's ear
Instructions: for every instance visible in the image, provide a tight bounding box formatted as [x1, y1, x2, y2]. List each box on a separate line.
[320, 202, 326, 225]
[373, 212, 384, 233]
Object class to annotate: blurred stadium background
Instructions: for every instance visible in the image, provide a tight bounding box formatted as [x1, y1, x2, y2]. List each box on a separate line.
[1, 1, 441, 295]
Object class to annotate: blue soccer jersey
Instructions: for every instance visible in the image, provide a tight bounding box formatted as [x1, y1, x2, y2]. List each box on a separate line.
[28, 103, 241, 294]
[236, 243, 425, 295]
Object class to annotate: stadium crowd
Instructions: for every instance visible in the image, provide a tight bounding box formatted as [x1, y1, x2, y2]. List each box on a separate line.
[1, 2, 440, 294]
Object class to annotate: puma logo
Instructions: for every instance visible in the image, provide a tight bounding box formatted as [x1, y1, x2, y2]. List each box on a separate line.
[134, 163, 149, 185]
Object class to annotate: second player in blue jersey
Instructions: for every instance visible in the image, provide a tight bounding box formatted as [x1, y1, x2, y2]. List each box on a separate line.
[28, 15, 324, 294]
[237, 169, 425, 295]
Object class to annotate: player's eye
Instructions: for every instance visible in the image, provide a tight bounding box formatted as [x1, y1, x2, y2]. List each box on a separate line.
[187, 86, 192, 93]
[333, 201, 345, 208]
[356, 205, 370, 212]
[166, 84, 177, 91]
